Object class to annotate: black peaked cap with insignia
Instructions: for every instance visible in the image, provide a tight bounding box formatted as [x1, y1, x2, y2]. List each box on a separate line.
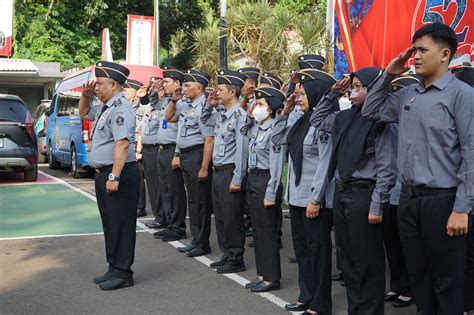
[254, 86, 286, 113]
[95, 61, 130, 85]
[297, 69, 336, 87]
[183, 69, 211, 88]
[391, 75, 420, 92]
[452, 66, 474, 86]
[163, 65, 185, 83]
[238, 67, 261, 80]
[260, 72, 283, 89]
[217, 69, 246, 89]
[297, 54, 325, 70]
[123, 79, 143, 91]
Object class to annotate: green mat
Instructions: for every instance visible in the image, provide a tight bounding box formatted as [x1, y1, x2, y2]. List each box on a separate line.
[0, 184, 141, 238]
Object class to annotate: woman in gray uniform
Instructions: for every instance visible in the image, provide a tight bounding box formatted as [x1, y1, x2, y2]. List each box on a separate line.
[242, 86, 286, 293]
[272, 69, 337, 315]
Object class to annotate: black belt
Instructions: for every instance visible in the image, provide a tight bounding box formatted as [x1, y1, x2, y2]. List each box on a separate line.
[213, 163, 235, 172]
[142, 143, 159, 148]
[95, 161, 136, 173]
[401, 184, 456, 197]
[248, 168, 270, 175]
[180, 144, 204, 153]
[158, 143, 176, 150]
[336, 179, 375, 191]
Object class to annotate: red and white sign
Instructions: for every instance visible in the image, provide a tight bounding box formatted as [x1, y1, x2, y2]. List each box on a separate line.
[0, 0, 14, 57]
[126, 15, 155, 66]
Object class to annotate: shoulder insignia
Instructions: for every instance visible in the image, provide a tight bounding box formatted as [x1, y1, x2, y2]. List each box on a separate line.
[319, 132, 329, 144]
[272, 144, 281, 153]
[234, 110, 242, 118]
[115, 115, 125, 126]
[113, 98, 123, 107]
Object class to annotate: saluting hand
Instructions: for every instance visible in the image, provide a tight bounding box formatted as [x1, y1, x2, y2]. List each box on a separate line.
[244, 86, 255, 100]
[82, 80, 96, 98]
[332, 77, 350, 94]
[171, 86, 183, 102]
[385, 47, 414, 76]
[282, 92, 297, 115]
[289, 70, 299, 84]
[207, 88, 219, 107]
[446, 211, 469, 236]
[306, 202, 320, 219]
[368, 213, 383, 224]
[136, 86, 149, 99]
[106, 180, 119, 193]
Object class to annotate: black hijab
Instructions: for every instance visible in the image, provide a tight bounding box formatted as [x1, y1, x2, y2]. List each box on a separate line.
[328, 67, 383, 182]
[287, 79, 332, 186]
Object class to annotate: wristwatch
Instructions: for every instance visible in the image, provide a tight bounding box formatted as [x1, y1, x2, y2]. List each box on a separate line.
[309, 200, 320, 206]
[108, 173, 120, 181]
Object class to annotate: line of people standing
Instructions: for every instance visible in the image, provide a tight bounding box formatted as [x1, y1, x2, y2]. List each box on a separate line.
[82, 22, 473, 315]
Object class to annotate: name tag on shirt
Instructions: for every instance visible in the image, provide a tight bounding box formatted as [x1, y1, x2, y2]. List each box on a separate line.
[250, 152, 257, 167]
[145, 126, 150, 135]
[162, 120, 168, 129]
[218, 144, 225, 157]
[181, 126, 187, 137]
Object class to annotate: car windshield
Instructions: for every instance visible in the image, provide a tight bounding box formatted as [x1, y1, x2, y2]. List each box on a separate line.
[0, 99, 28, 122]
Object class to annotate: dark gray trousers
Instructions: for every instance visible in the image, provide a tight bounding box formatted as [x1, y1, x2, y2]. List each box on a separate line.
[141, 146, 165, 223]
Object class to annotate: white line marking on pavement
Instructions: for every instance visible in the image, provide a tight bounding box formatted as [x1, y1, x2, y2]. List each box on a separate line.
[39, 170, 292, 313]
[0, 230, 148, 241]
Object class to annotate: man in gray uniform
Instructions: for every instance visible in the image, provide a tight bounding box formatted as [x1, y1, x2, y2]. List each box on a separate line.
[79, 61, 139, 291]
[202, 69, 249, 273]
[164, 69, 214, 257]
[152, 67, 188, 242]
[362, 23, 473, 314]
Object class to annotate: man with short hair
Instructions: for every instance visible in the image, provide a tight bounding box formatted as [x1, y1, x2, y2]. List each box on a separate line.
[164, 69, 214, 257]
[79, 61, 139, 290]
[202, 69, 249, 273]
[362, 22, 473, 314]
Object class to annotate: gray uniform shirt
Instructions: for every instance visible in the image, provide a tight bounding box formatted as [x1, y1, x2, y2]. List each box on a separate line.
[242, 117, 285, 201]
[362, 72, 474, 213]
[86, 92, 136, 168]
[272, 112, 335, 208]
[154, 95, 179, 145]
[140, 106, 160, 144]
[201, 102, 249, 186]
[173, 94, 214, 149]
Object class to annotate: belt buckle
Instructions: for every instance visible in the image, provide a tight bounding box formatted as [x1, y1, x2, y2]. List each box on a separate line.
[95, 168, 101, 173]
[159, 145, 164, 150]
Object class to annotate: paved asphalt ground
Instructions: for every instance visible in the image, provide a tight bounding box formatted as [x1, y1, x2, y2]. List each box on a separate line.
[0, 165, 415, 314]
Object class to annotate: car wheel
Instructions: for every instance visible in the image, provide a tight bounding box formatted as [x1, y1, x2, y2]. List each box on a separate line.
[70, 145, 81, 178]
[24, 165, 38, 182]
[48, 141, 60, 169]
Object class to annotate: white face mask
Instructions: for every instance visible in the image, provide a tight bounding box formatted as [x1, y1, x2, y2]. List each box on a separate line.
[252, 106, 270, 123]
[339, 97, 352, 110]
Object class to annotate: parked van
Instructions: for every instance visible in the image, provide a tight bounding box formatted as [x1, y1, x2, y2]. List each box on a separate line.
[45, 64, 162, 177]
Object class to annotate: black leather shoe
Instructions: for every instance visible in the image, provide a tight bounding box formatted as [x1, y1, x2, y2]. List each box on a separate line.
[210, 257, 227, 269]
[284, 303, 309, 312]
[245, 280, 262, 289]
[186, 247, 211, 257]
[137, 208, 147, 217]
[93, 272, 113, 284]
[251, 280, 280, 292]
[177, 244, 196, 253]
[145, 221, 166, 229]
[153, 229, 172, 239]
[288, 256, 297, 264]
[99, 277, 134, 290]
[384, 292, 399, 301]
[392, 297, 413, 308]
[216, 262, 246, 274]
[331, 272, 344, 282]
[160, 232, 186, 242]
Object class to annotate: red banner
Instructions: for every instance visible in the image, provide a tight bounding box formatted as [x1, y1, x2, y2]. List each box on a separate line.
[335, 0, 473, 73]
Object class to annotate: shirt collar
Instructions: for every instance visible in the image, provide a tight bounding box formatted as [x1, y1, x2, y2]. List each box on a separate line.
[105, 92, 125, 108]
[224, 102, 241, 119]
[259, 118, 274, 130]
[416, 71, 453, 93]
[190, 94, 206, 108]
